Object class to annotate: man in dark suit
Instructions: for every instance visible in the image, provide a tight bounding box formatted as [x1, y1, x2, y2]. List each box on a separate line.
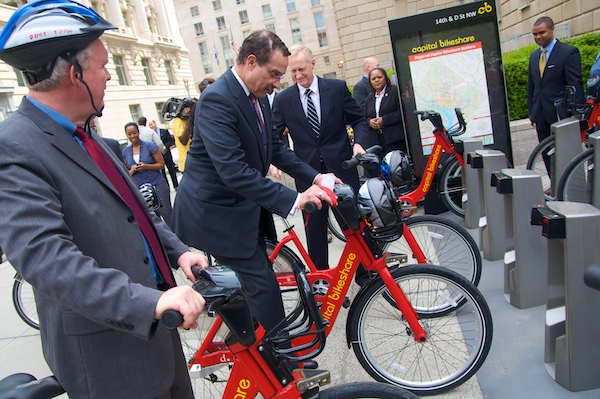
[353, 57, 379, 111]
[171, 30, 334, 333]
[150, 119, 179, 190]
[527, 16, 584, 172]
[272, 44, 369, 276]
[0, 2, 206, 398]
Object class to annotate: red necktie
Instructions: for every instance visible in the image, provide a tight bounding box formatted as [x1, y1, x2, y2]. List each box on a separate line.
[249, 94, 268, 154]
[74, 127, 175, 287]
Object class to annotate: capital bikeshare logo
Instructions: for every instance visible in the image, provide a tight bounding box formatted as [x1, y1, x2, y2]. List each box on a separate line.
[322, 252, 356, 326]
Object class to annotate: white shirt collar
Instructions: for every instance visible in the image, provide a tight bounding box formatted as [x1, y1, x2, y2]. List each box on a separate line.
[298, 75, 319, 97]
[231, 67, 252, 97]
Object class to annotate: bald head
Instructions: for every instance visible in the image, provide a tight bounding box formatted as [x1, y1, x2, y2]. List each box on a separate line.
[363, 57, 380, 75]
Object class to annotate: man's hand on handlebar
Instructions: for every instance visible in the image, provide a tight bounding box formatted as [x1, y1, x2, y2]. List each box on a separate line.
[353, 143, 366, 157]
[154, 286, 205, 329]
[177, 251, 209, 283]
[299, 184, 335, 211]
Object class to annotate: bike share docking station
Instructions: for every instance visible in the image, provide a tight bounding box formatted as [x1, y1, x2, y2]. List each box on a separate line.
[457, 138, 484, 229]
[588, 131, 600, 208]
[493, 169, 546, 309]
[531, 201, 600, 391]
[468, 149, 508, 261]
[550, 118, 584, 196]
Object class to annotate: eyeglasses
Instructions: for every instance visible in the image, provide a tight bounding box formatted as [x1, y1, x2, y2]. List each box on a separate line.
[268, 68, 284, 80]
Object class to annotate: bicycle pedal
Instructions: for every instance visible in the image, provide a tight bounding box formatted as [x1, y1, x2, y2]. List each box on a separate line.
[342, 296, 351, 308]
[295, 369, 331, 392]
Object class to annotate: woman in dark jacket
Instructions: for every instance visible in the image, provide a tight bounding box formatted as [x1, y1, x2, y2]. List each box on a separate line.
[363, 67, 406, 153]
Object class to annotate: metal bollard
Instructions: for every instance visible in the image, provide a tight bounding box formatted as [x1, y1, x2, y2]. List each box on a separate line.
[470, 149, 508, 260]
[495, 169, 546, 308]
[533, 201, 600, 391]
[459, 138, 484, 229]
[551, 118, 584, 195]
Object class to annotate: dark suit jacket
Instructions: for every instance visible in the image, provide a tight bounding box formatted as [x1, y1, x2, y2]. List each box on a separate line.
[353, 75, 371, 110]
[363, 84, 405, 149]
[272, 77, 369, 192]
[0, 98, 190, 398]
[527, 40, 584, 126]
[171, 68, 318, 258]
[159, 127, 175, 148]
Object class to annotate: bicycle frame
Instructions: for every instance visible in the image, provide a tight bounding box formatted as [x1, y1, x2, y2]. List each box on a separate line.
[397, 112, 466, 210]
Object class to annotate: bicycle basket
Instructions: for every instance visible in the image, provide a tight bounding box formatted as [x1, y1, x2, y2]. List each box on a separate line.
[357, 178, 403, 242]
[263, 260, 327, 362]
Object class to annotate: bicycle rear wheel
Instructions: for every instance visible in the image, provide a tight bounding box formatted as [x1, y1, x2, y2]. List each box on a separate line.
[173, 268, 232, 398]
[327, 207, 347, 242]
[384, 215, 482, 286]
[317, 381, 419, 399]
[556, 148, 594, 203]
[12, 274, 39, 330]
[438, 157, 465, 217]
[526, 135, 555, 200]
[347, 264, 493, 396]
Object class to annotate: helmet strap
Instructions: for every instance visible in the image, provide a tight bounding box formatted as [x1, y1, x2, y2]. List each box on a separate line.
[61, 50, 104, 122]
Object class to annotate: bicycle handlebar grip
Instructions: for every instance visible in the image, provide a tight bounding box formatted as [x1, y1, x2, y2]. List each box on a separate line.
[161, 310, 184, 330]
[304, 201, 317, 213]
[342, 157, 359, 169]
[191, 265, 203, 279]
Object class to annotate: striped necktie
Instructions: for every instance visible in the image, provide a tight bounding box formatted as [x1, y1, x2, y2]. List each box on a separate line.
[305, 88, 320, 139]
[249, 94, 268, 154]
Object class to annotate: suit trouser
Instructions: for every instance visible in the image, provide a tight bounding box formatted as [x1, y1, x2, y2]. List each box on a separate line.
[214, 239, 286, 334]
[535, 118, 553, 177]
[155, 329, 194, 399]
[161, 150, 179, 189]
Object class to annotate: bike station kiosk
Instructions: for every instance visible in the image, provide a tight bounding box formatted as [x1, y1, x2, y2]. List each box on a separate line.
[533, 201, 600, 391]
[469, 149, 508, 261]
[494, 169, 546, 309]
[459, 138, 484, 229]
[551, 118, 584, 196]
[588, 132, 600, 208]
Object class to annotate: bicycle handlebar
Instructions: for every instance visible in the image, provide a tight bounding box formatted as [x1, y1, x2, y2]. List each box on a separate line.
[414, 108, 467, 138]
[341, 145, 383, 169]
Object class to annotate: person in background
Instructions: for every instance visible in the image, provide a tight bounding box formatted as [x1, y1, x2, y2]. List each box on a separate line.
[137, 116, 166, 153]
[353, 57, 379, 111]
[0, 1, 206, 398]
[527, 16, 584, 178]
[272, 44, 370, 285]
[149, 119, 178, 190]
[198, 77, 215, 94]
[122, 122, 173, 226]
[171, 98, 194, 172]
[364, 67, 406, 153]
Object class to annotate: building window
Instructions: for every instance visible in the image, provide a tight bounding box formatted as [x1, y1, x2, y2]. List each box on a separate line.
[220, 36, 235, 68]
[285, 0, 296, 12]
[314, 12, 328, 47]
[198, 42, 213, 74]
[265, 24, 276, 34]
[194, 22, 204, 36]
[262, 4, 272, 18]
[141, 57, 153, 85]
[290, 18, 302, 44]
[113, 55, 128, 85]
[129, 104, 141, 122]
[155, 102, 165, 124]
[311, 0, 320, 5]
[190, 6, 199, 16]
[323, 72, 336, 79]
[216, 16, 226, 30]
[236, 0, 245, 4]
[324, 55, 330, 64]
[13, 67, 25, 87]
[212, 0, 222, 11]
[164, 60, 175, 85]
[239, 10, 249, 25]
[242, 30, 251, 38]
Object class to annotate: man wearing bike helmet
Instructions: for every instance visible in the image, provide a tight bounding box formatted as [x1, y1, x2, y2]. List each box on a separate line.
[0, 1, 207, 398]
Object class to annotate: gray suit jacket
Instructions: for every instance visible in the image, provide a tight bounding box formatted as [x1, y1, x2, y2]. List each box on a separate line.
[0, 98, 189, 398]
[171, 68, 318, 258]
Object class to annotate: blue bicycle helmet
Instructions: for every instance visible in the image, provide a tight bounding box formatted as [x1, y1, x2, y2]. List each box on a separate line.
[0, 0, 116, 83]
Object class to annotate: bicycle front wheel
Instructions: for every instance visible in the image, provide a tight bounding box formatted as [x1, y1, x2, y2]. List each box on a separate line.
[317, 382, 419, 399]
[526, 135, 555, 200]
[438, 157, 465, 217]
[13, 274, 39, 330]
[347, 264, 493, 396]
[173, 268, 232, 399]
[266, 239, 304, 315]
[556, 148, 594, 203]
[384, 215, 482, 286]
